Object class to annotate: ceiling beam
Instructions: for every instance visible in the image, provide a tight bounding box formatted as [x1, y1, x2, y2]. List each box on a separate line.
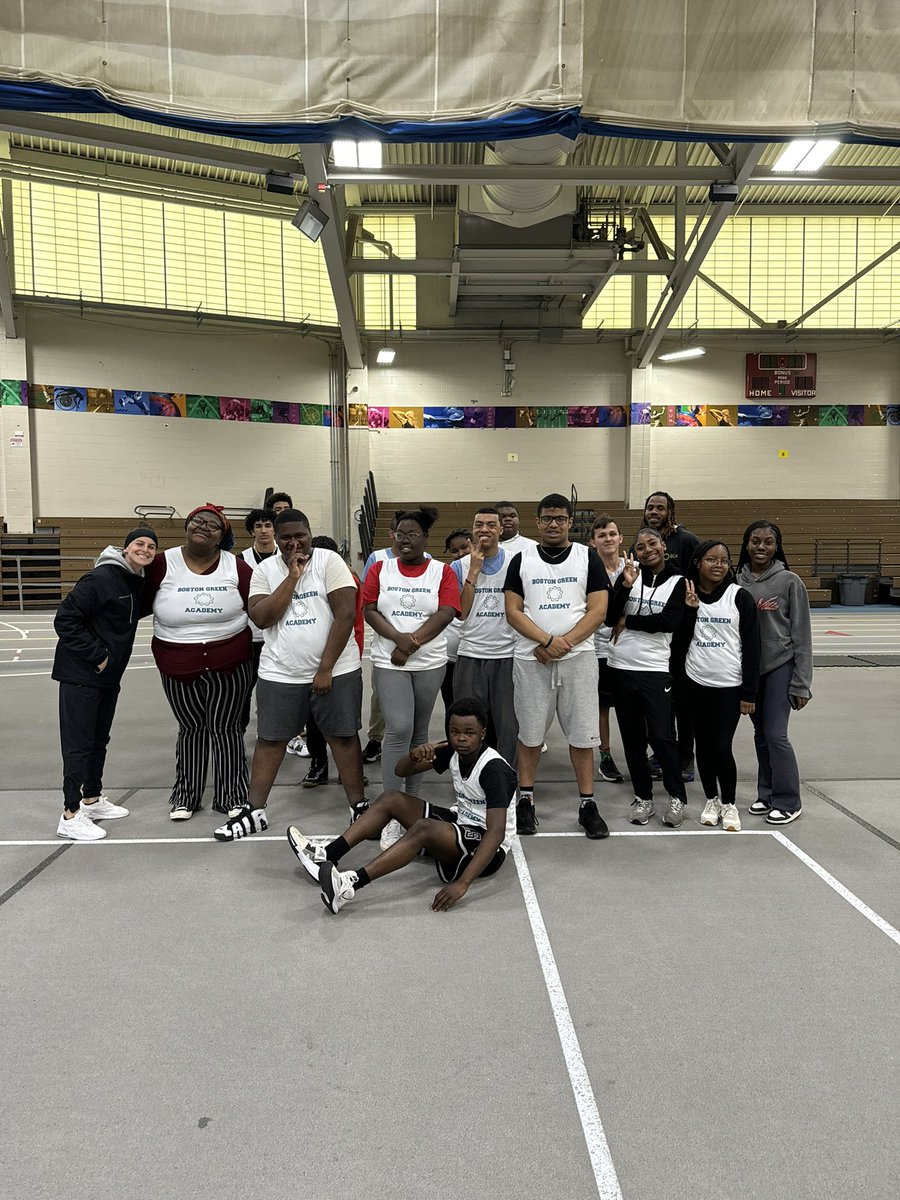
[331, 165, 730, 187]
[299, 144, 364, 370]
[634, 143, 767, 367]
[0, 110, 300, 177]
[785, 237, 900, 328]
[347, 257, 672, 275]
[0, 179, 16, 336]
[580, 260, 621, 316]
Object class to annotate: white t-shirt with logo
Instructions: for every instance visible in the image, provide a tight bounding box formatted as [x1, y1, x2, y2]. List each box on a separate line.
[455, 549, 515, 661]
[594, 557, 625, 656]
[249, 549, 360, 685]
[369, 557, 448, 672]
[686, 582, 744, 688]
[606, 572, 683, 672]
[153, 547, 247, 643]
[514, 541, 591, 659]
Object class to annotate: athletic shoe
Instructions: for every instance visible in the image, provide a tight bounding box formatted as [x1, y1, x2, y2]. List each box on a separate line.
[214, 806, 268, 841]
[169, 807, 193, 821]
[662, 797, 685, 828]
[349, 800, 370, 823]
[578, 800, 609, 840]
[541, 743, 548, 754]
[286, 736, 306, 757]
[748, 800, 771, 816]
[80, 796, 129, 820]
[629, 797, 654, 825]
[227, 806, 244, 818]
[516, 798, 538, 835]
[598, 754, 624, 783]
[721, 803, 742, 832]
[361, 739, 382, 764]
[302, 762, 329, 788]
[700, 797, 722, 827]
[287, 825, 329, 882]
[57, 811, 107, 841]
[765, 807, 801, 826]
[320, 862, 358, 914]
[380, 818, 404, 850]
[681, 758, 696, 783]
[647, 754, 663, 781]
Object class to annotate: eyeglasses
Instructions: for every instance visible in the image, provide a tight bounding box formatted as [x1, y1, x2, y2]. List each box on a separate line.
[538, 515, 569, 526]
[702, 557, 730, 567]
[188, 517, 223, 532]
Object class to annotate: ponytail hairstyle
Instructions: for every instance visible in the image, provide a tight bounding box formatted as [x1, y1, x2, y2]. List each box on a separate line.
[689, 540, 735, 586]
[394, 505, 439, 537]
[737, 520, 790, 573]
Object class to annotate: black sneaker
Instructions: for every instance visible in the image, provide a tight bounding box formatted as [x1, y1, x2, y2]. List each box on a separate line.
[516, 798, 538, 835]
[578, 800, 609, 840]
[302, 761, 329, 788]
[647, 754, 663, 781]
[598, 754, 624, 783]
[361, 739, 382, 764]
[349, 800, 370, 823]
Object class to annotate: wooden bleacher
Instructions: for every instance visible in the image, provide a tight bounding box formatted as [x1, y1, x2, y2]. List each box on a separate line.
[374, 500, 900, 608]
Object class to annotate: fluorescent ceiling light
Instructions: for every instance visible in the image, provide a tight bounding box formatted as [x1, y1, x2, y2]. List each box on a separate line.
[376, 347, 396, 365]
[772, 139, 840, 173]
[658, 346, 706, 362]
[333, 140, 383, 169]
[291, 198, 329, 242]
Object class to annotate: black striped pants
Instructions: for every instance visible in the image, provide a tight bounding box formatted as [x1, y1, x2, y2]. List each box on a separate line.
[160, 661, 251, 813]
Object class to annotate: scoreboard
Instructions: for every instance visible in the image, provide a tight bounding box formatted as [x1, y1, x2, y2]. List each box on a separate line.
[745, 353, 817, 399]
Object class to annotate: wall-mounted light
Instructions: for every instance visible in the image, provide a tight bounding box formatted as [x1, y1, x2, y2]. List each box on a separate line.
[376, 347, 396, 365]
[291, 199, 329, 242]
[772, 139, 840, 173]
[333, 140, 383, 169]
[658, 346, 706, 363]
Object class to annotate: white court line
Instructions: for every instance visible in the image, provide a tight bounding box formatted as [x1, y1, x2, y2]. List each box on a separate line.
[0, 664, 157, 678]
[535, 829, 772, 837]
[772, 831, 900, 948]
[0, 620, 27, 639]
[512, 837, 623, 1200]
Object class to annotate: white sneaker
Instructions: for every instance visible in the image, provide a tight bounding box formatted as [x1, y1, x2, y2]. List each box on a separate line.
[227, 807, 244, 818]
[379, 818, 404, 851]
[541, 742, 548, 754]
[287, 826, 329, 883]
[286, 736, 307, 757]
[57, 811, 107, 841]
[320, 864, 358, 914]
[169, 807, 193, 821]
[81, 796, 129, 820]
[721, 803, 742, 832]
[700, 797, 722, 827]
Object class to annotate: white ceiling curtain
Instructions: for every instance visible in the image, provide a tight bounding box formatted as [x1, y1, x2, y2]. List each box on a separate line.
[1, 0, 900, 138]
[0, 0, 580, 123]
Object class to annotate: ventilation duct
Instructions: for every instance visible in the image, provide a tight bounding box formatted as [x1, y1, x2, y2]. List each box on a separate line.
[460, 135, 578, 228]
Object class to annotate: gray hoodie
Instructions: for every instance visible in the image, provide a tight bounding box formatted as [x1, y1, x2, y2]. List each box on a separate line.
[735, 559, 813, 697]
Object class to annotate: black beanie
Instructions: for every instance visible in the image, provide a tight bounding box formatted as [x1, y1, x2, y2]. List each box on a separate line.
[124, 526, 158, 549]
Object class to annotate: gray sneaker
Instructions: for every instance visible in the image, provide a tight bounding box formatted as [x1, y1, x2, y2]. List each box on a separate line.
[662, 797, 685, 828]
[629, 796, 654, 825]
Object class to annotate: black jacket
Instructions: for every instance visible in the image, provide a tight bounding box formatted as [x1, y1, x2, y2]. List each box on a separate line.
[52, 548, 145, 688]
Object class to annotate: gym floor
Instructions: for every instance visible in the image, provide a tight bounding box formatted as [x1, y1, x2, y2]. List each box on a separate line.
[2, 610, 899, 1200]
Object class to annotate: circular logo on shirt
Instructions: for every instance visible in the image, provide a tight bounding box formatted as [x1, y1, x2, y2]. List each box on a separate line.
[291, 593, 310, 618]
[399, 592, 417, 610]
[483, 594, 500, 610]
[547, 584, 564, 602]
[193, 591, 213, 607]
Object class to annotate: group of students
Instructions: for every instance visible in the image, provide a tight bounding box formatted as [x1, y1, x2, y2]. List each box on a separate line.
[51, 488, 812, 916]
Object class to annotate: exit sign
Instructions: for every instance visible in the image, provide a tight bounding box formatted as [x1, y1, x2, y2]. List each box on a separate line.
[746, 353, 817, 399]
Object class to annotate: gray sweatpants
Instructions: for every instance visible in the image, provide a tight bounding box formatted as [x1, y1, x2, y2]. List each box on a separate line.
[453, 655, 519, 768]
[372, 665, 445, 796]
[750, 658, 802, 813]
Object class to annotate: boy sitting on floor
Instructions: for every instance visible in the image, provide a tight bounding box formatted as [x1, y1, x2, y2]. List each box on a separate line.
[287, 698, 515, 914]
